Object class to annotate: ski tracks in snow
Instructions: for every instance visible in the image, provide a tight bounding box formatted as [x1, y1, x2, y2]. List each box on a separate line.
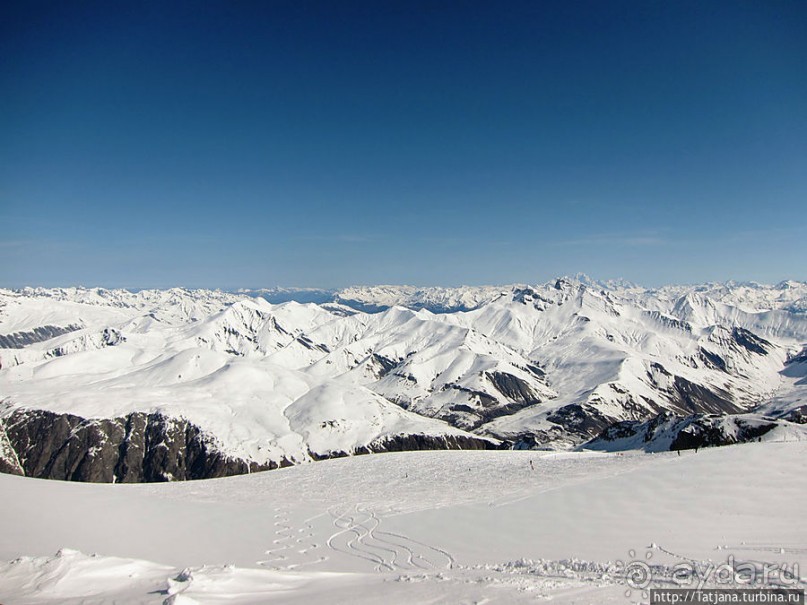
[258, 504, 454, 573]
[258, 508, 328, 570]
[327, 504, 455, 572]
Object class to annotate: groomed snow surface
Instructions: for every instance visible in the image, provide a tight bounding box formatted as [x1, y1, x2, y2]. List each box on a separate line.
[2, 441, 805, 604]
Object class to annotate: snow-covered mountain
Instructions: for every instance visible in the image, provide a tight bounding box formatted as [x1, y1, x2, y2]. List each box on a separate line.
[1, 278, 806, 482]
[244, 284, 509, 313]
[247, 276, 807, 315]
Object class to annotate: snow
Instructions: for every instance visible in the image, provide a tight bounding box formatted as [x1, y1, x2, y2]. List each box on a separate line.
[3, 279, 806, 601]
[1, 442, 805, 603]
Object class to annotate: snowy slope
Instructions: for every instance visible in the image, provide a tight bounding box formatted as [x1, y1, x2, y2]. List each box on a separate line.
[0, 442, 805, 603]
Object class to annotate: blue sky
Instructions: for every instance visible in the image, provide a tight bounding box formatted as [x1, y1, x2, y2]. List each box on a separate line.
[1, 0, 805, 288]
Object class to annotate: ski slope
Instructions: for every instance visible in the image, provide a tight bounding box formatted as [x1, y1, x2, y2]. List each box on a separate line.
[1, 441, 805, 603]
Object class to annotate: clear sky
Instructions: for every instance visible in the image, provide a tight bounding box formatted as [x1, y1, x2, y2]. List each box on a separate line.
[1, 0, 805, 289]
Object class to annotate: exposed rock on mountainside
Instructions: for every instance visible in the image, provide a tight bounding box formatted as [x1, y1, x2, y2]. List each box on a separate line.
[310, 432, 499, 460]
[0, 409, 284, 482]
[0, 408, 496, 482]
[0, 324, 82, 350]
[582, 411, 806, 452]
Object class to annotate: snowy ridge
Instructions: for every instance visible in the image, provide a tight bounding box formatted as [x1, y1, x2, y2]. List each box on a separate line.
[333, 284, 509, 313]
[582, 411, 807, 453]
[240, 285, 510, 313]
[245, 277, 807, 315]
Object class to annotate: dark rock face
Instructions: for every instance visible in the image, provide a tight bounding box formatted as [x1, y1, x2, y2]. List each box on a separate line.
[295, 335, 329, 353]
[546, 403, 612, 438]
[0, 409, 287, 483]
[584, 411, 782, 452]
[698, 348, 728, 372]
[435, 375, 546, 431]
[309, 432, 500, 460]
[442, 384, 498, 408]
[669, 418, 775, 451]
[0, 456, 21, 475]
[486, 371, 539, 404]
[644, 367, 735, 417]
[495, 400, 615, 450]
[643, 311, 692, 333]
[507, 431, 568, 450]
[0, 408, 499, 483]
[367, 432, 500, 452]
[101, 328, 125, 347]
[371, 353, 399, 377]
[670, 375, 743, 415]
[778, 405, 807, 424]
[0, 324, 82, 349]
[787, 347, 807, 365]
[731, 328, 771, 356]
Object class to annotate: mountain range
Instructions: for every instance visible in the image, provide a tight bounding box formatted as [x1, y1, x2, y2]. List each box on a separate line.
[1, 277, 806, 482]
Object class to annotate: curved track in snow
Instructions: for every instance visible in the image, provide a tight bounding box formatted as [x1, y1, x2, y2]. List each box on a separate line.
[327, 504, 454, 572]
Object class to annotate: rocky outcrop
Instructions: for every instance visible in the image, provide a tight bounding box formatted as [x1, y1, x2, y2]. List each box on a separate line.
[362, 432, 499, 453]
[779, 405, 807, 424]
[731, 327, 771, 355]
[668, 417, 774, 451]
[486, 371, 539, 404]
[371, 353, 399, 377]
[787, 347, 807, 365]
[669, 375, 743, 415]
[437, 381, 537, 430]
[546, 403, 613, 437]
[308, 432, 500, 460]
[0, 409, 288, 483]
[582, 411, 789, 452]
[0, 409, 500, 483]
[0, 324, 81, 350]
